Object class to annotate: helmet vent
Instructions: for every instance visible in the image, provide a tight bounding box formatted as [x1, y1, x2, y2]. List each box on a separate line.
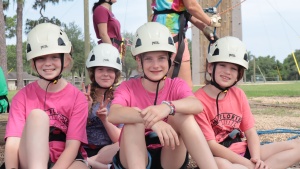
[117, 57, 121, 64]
[168, 37, 174, 45]
[58, 37, 66, 46]
[90, 54, 95, 61]
[27, 44, 32, 53]
[135, 38, 142, 48]
[212, 48, 219, 56]
[244, 53, 248, 61]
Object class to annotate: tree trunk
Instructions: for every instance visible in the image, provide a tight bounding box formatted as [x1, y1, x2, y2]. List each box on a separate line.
[16, 0, 24, 89]
[0, 0, 8, 81]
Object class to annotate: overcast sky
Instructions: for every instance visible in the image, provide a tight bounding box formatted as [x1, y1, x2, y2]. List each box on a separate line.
[4, 0, 300, 63]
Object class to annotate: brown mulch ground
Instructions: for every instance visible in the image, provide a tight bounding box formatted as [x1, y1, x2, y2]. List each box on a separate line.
[0, 97, 300, 168]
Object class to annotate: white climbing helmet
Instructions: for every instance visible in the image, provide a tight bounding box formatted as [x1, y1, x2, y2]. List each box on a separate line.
[208, 36, 249, 69]
[86, 43, 122, 71]
[26, 23, 72, 61]
[131, 22, 176, 56]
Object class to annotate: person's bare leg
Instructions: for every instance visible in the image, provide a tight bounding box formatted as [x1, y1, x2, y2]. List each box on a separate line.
[166, 114, 218, 169]
[260, 139, 300, 169]
[215, 157, 247, 169]
[160, 137, 187, 169]
[68, 160, 90, 169]
[19, 109, 50, 169]
[119, 123, 148, 169]
[88, 143, 119, 169]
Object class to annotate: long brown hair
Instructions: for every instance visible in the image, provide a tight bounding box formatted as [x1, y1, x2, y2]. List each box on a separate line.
[88, 67, 121, 103]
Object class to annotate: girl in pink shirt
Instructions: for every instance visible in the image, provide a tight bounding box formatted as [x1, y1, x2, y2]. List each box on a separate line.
[195, 36, 300, 169]
[92, 0, 125, 56]
[108, 22, 218, 169]
[4, 23, 89, 169]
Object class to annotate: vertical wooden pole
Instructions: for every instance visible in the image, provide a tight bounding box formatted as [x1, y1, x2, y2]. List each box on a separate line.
[147, 0, 152, 22]
[84, 0, 90, 84]
[192, 0, 242, 85]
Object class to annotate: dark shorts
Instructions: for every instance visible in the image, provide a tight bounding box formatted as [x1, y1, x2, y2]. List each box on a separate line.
[112, 148, 189, 169]
[244, 147, 251, 159]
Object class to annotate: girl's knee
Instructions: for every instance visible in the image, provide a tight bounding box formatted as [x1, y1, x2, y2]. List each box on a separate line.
[29, 109, 48, 120]
[291, 138, 300, 149]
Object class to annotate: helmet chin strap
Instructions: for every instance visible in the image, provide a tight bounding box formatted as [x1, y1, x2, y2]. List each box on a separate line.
[34, 54, 64, 84]
[140, 54, 171, 105]
[210, 63, 238, 115]
[92, 81, 113, 101]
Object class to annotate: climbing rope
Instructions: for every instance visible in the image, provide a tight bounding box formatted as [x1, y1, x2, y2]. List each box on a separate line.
[257, 128, 300, 145]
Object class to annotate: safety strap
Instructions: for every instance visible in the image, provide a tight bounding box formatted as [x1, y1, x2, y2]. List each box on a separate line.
[219, 129, 241, 148]
[152, 9, 191, 79]
[110, 38, 123, 46]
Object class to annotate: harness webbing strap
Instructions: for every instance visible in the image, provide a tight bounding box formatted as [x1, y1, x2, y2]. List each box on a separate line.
[171, 13, 186, 78]
[152, 9, 190, 79]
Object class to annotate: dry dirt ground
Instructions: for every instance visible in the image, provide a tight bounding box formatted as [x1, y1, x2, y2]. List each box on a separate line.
[0, 96, 299, 168]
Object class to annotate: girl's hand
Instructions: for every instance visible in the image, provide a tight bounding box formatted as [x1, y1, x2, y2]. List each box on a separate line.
[151, 121, 180, 150]
[251, 158, 269, 169]
[96, 95, 110, 121]
[82, 83, 93, 109]
[141, 104, 170, 129]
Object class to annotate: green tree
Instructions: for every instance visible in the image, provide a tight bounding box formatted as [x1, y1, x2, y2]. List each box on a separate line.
[5, 15, 16, 38]
[63, 22, 85, 84]
[245, 54, 283, 82]
[25, 0, 73, 32]
[6, 43, 30, 74]
[122, 32, 137, 79]
[255, 55, 279, 81]
[282, 50, 300, 80]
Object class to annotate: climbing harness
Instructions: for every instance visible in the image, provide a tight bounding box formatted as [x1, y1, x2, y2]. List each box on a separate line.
[151, 9, 190, 79]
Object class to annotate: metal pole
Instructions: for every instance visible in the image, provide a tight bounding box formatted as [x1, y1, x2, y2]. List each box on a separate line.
[253, 55, 256, 83]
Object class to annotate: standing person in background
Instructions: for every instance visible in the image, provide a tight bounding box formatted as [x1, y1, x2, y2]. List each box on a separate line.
[4, 23, 89, 169]
[82, 43, 123, 169]
[151, 0, 221, 88]
[194, 36, 300, 169]
[0, 67, 9, 113]
[92, 0, 125, 57]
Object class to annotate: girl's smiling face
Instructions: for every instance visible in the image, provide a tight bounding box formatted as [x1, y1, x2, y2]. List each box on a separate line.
[94, 66, 116, 88]
[139, 51, 169, 81]
[209, 62, 239, 88]
[33, 53, 63, 80]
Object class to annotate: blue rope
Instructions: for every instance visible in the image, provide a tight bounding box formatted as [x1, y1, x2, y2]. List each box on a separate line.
[257, 128, 300, 145]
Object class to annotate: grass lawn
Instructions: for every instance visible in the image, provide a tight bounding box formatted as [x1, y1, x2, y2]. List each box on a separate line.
[193, 81, 300, 98]
[7, 90, 18, 102]
[7, 81, 299, 102]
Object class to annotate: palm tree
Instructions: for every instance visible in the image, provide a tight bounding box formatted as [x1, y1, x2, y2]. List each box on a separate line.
[0, 0, 8, 81]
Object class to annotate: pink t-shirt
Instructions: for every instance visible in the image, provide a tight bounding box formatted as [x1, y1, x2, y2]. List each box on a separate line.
[93, 5, 122, 51]
[112, 77, 193, 148]
[194, 86, 255, 154]
[112, 77, 193, 109]
[5, 81, 88, 162]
